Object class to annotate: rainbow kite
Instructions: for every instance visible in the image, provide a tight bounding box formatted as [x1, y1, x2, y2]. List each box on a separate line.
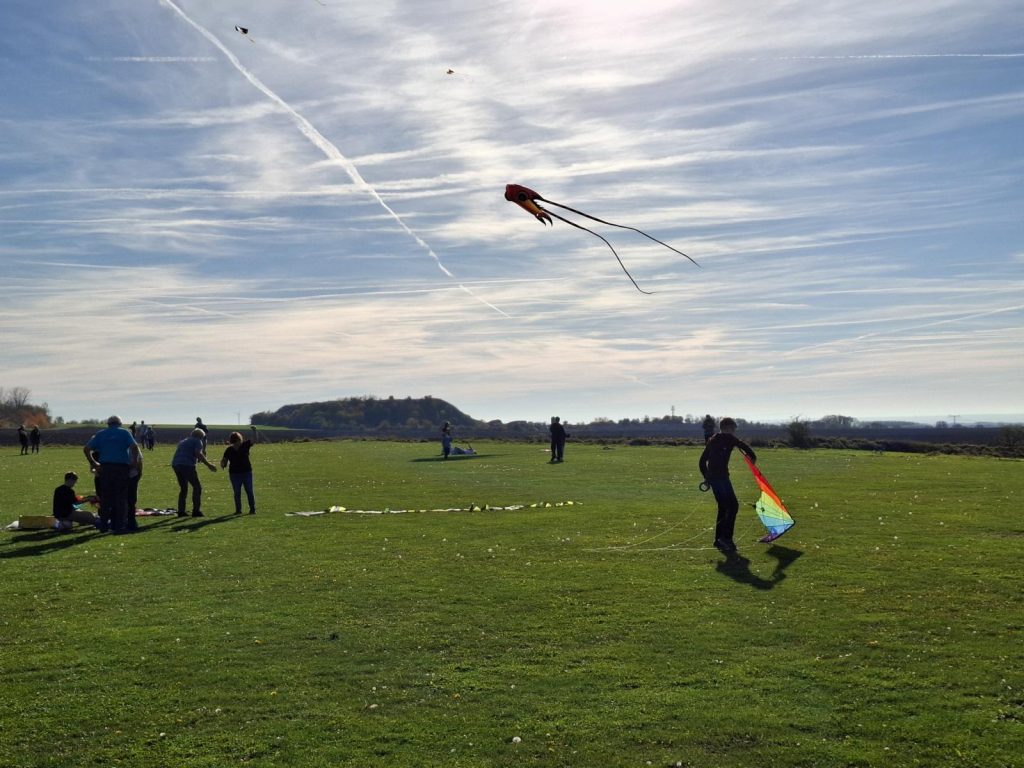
[743, 455, 795, 543]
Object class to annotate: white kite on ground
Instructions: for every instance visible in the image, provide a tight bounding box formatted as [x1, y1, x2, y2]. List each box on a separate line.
[287, 501, 579, 517]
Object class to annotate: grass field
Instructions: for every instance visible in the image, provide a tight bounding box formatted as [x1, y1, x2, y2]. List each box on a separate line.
[1, 441, 1021, 767]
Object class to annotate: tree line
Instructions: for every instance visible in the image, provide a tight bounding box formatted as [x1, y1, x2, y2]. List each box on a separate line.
[0, 386, 51, 429]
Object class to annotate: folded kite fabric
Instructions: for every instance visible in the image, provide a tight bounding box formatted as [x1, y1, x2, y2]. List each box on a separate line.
[286, 501, 579, 517]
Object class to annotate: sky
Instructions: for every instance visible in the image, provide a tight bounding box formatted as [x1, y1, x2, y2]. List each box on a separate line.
[2, 0, 1022, 426]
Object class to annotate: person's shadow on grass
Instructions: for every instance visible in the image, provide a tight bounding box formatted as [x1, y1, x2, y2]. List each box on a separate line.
[169, 513, 242, 532]
[410, 453, 500, 462]
[1, 515, 193, 557]
[0, 528, 103, 558]
[716, 545, 803, 590]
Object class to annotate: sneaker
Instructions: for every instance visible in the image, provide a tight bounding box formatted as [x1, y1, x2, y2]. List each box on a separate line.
[234, 510, 242, 515]
[714, 539, 737, 553]
[248, 510, 256, 515]
[176, 511, 188, 518]
[191, 511, 204, 518]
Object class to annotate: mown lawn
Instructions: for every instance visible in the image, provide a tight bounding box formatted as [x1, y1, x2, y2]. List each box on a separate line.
[1, 441, 1021, 767]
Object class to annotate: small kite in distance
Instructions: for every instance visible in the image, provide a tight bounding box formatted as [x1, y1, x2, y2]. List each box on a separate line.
[234, 25, 253, 42]
[504, 183, 698, 294]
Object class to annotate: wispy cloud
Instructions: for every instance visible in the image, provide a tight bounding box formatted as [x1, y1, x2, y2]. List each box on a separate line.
[1, 0, 1021, 423]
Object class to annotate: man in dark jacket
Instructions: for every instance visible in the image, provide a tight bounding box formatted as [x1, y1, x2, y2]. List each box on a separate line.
[549, 417, 568, 463]
[699, 417, 756, 553]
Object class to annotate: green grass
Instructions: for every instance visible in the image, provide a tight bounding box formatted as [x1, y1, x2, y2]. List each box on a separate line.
[1, 442, 1021, 767]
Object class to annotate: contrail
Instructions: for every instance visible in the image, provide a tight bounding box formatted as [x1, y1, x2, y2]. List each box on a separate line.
[740, 53, 1024, 61]
[782, 304, 1024, 358]
[87, 56, 217, 62]
[160, 0, 510, 318]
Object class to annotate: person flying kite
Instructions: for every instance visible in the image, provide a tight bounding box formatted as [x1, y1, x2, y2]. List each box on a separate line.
[699, 417, 757, 554]
[504, 183, 699, 294]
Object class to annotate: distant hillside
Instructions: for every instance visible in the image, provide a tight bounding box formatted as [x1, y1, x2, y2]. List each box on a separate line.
[251, 396, 482, 432]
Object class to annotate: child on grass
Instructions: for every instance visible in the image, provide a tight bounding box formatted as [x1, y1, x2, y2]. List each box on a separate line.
[52, 472, 98, 532]
[699, 417, 756, 553]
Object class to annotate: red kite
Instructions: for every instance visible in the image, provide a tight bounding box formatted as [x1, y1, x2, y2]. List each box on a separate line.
[504, 184, 698, 294]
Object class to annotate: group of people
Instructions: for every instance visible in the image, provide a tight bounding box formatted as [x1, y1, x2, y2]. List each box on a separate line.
[439, 412, 756, 555]
[50, 416, 259, 534]
[440, 417, 569, 463]
[16, 425, 41, 455]
[129, 420, 156, 450]
[57, 411, 754, 555]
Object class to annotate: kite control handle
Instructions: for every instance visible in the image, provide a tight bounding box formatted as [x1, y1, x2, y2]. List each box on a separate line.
[699, 480, 710, 492]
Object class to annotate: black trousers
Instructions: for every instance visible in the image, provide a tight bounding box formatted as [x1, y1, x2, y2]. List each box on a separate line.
[98, 463, 131, 533]
[174, 466, 202, 515]
[709, 477, 739, 544]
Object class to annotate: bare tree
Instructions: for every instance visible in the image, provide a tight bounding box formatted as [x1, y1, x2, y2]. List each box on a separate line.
[4, 386, 31, 408]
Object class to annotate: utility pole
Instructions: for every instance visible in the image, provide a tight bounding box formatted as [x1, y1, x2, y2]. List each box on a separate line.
[949, 414, 960, 426]
[671, 405, 676, 420]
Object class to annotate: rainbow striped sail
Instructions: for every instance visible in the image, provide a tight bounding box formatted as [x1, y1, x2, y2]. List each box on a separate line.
[743, 455, 795, 543]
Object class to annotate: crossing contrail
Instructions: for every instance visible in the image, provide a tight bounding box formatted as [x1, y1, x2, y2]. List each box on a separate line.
[86, 55, 217, 62]
[160, 0, 510, 318]
[740, 53, 1024, 61]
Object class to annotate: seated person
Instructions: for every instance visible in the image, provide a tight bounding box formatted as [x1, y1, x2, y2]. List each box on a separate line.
[52, 472, 99, 532]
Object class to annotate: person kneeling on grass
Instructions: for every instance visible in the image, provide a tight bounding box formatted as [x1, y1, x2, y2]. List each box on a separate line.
[221, 431, 256, 515]
[52, 472, 99, 532]
[699, 416, 756, 554]
[171, 428, 217, 518]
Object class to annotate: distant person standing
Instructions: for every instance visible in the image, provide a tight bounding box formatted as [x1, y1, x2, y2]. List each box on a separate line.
[699, 417, 756, 554]
[549, 417, 568, 463]
[17, 425, 29, 455]
[29, 425, 41, 453]
[221, 431, 257, 515]
[440, 421, 453, 459]
[194, 417, 208, 450]
[83, 415, 141, 534]
[145, 424, 156, 450]
[171, 428, 217, 518]
[702, 414, 716, 445]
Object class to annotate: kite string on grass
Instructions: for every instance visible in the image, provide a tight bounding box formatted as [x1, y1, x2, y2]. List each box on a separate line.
[587, 483, 715, 552]
[628, 519, 762, 553]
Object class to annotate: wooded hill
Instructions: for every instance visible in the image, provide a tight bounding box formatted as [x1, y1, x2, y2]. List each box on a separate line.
[251, 396, 481, 432]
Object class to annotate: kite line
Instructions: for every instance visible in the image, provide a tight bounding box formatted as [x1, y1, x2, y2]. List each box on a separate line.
[160, 0, 510, 318]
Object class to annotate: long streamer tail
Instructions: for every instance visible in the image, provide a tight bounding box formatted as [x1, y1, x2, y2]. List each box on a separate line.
[541, 207, 654, 295]
[540, 198, 700, 268]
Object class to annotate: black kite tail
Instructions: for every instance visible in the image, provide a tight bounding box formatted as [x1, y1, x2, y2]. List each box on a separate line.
[540, 198, 700, 268]
[541, 207, 654, 295]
